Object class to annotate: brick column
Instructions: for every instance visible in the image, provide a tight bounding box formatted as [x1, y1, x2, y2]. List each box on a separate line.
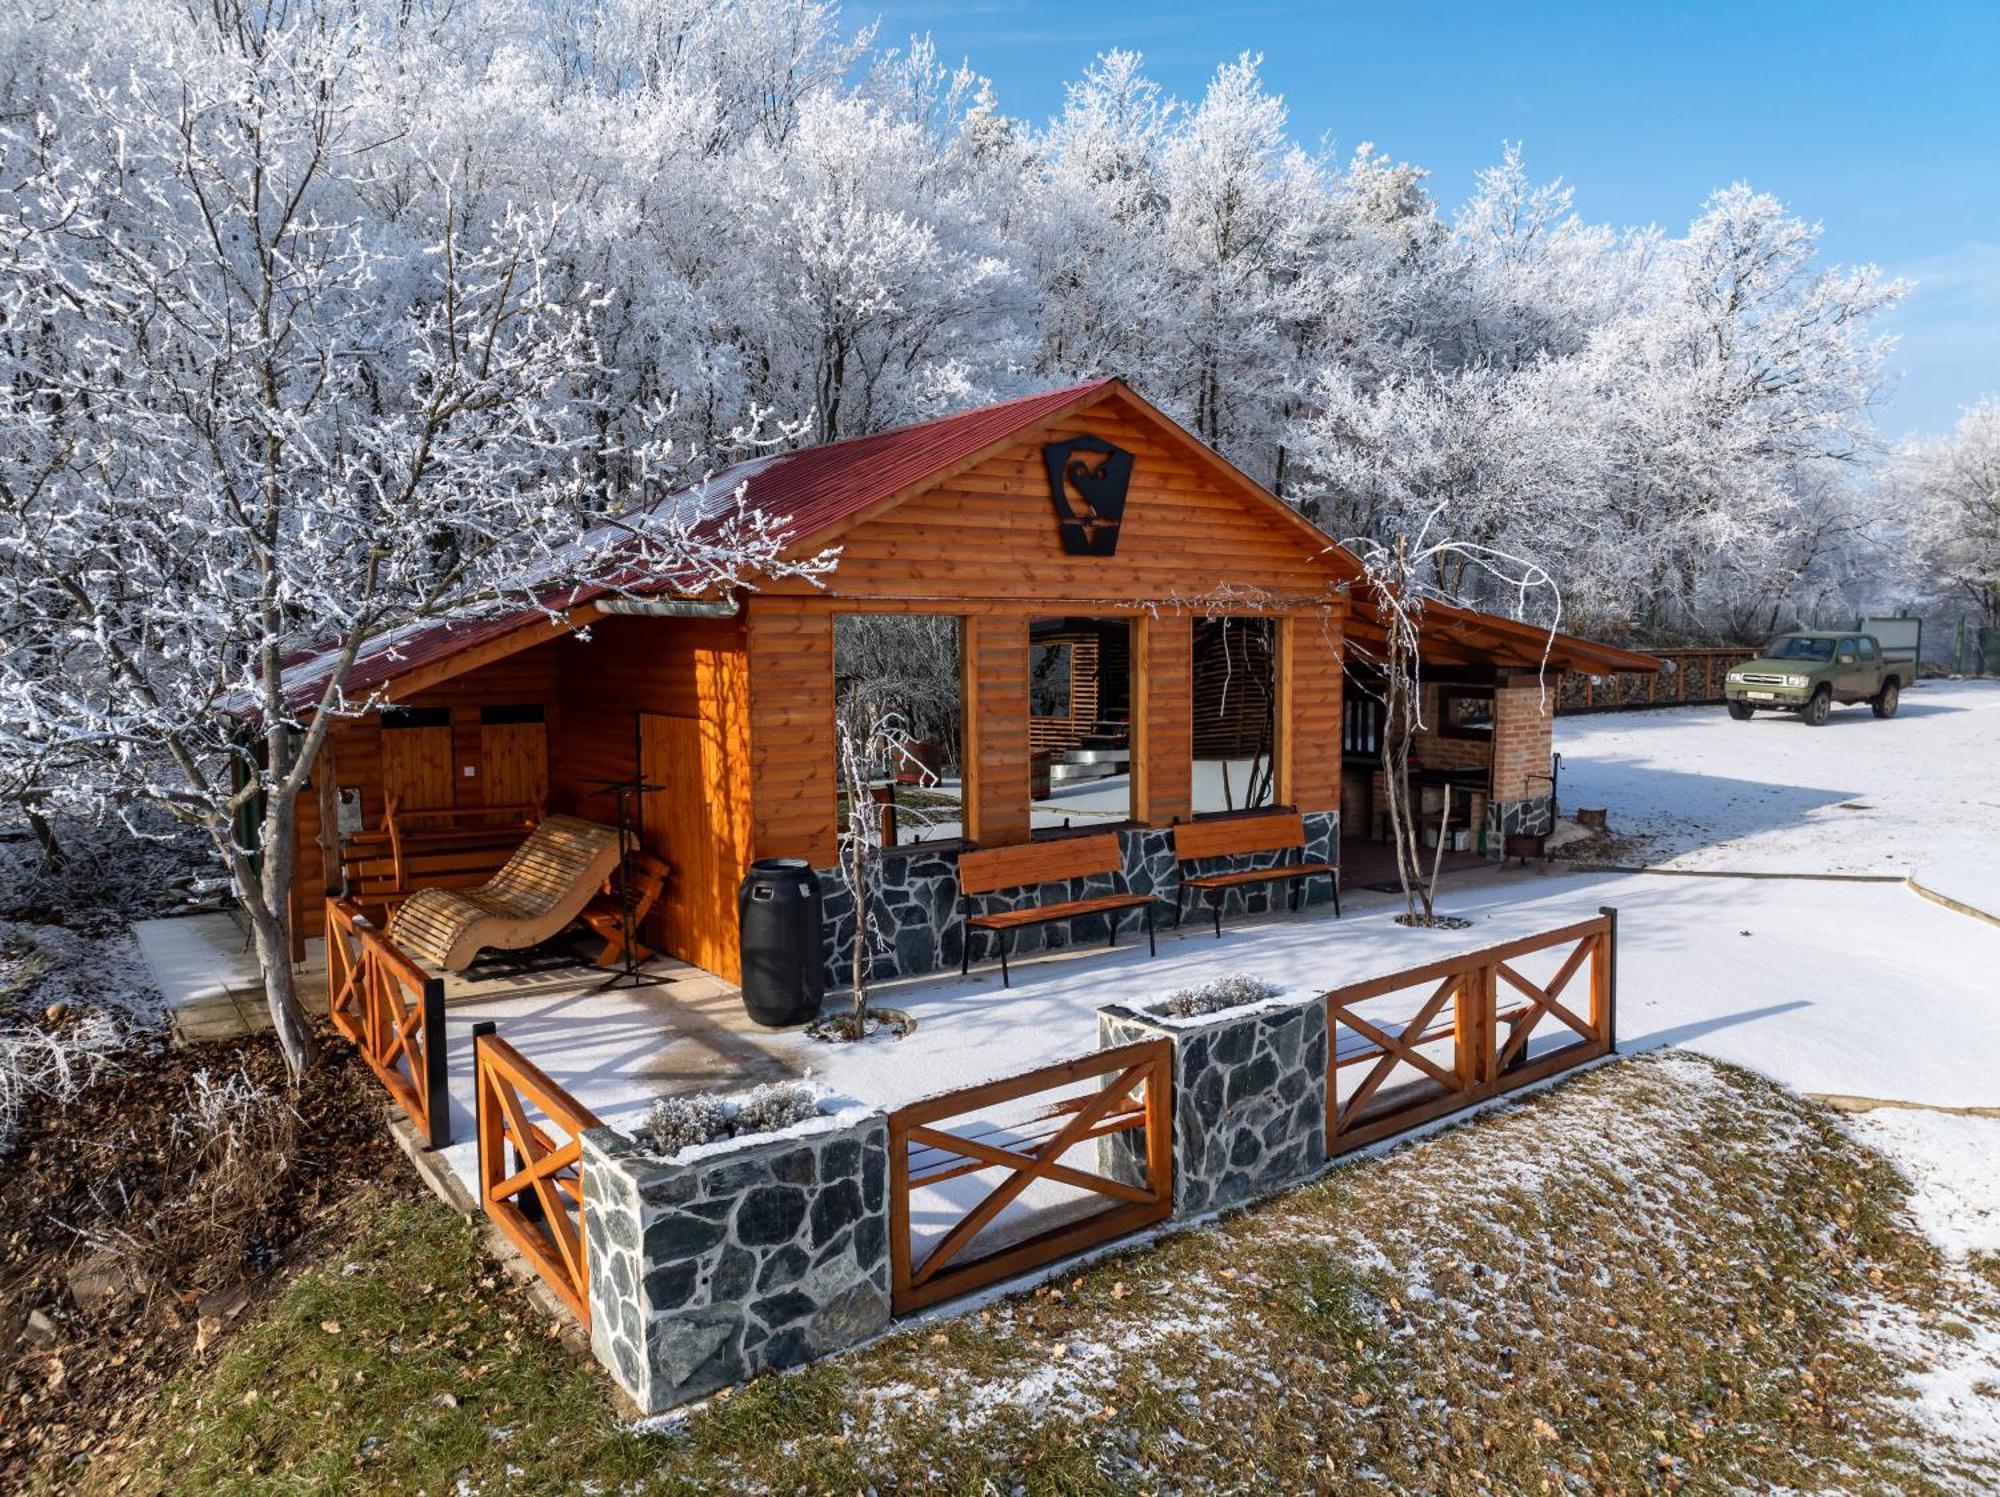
[1487, 674, 1557, 843]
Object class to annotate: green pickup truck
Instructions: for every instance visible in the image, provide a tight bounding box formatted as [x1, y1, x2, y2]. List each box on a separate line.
[1723, 631, 1904, 726]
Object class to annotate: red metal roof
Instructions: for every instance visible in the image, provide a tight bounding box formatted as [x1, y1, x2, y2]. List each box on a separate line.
[268, 375, 1653, 707]
[271, 380, 1120, 707]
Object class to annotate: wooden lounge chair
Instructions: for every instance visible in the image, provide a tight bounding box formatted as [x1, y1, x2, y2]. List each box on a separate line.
[387, 815, 625, 973]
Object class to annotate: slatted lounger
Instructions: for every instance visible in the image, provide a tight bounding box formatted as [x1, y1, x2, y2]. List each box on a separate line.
[387, 814, 625, 973]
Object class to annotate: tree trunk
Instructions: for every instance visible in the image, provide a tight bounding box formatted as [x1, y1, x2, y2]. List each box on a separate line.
[251, 785, 318, 1077]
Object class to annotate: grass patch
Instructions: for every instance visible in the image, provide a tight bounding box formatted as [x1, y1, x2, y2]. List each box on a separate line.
[88, 1053, 2000, 1495]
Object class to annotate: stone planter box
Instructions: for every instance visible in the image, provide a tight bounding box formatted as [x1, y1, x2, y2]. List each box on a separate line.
[1097, 991, 1328, 1218]
[581, 1110, 891, 1413]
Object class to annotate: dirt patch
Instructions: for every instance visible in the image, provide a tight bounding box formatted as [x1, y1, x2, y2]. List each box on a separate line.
[0, 1019, 405, 1487]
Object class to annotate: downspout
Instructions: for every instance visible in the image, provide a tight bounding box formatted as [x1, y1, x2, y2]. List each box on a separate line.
[592, 596, 742, 619]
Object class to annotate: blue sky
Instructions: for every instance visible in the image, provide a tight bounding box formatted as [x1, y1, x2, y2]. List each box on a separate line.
[865, 0, 2000, 439]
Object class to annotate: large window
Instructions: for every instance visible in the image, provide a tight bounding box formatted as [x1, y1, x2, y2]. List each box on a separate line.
[1030, 616, 1132, 834]
[1191, 616, 1278, 816]
[833, 615, 964, 847]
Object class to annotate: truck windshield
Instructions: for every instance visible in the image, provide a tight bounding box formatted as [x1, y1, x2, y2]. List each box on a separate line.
[1766, 636, 1834, 662]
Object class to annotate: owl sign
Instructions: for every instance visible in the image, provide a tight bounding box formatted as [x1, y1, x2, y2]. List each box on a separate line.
[1041, 435, 1135, 556]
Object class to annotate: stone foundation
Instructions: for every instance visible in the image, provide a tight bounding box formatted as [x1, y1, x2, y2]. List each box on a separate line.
[816, 812, 1339, 991]
[1097, 995, 1328, 1217]
[582, 1113, 891, 1413]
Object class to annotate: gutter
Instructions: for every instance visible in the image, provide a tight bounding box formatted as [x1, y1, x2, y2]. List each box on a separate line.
[592, 595, 740, 620]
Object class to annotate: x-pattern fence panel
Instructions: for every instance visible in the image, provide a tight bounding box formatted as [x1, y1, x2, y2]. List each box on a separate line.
[888, 1040, 1173, 1315]
[473, 1024, 602, 1325]
[1326, 908, 1617, 1155]
[325, 897, 449, 1149]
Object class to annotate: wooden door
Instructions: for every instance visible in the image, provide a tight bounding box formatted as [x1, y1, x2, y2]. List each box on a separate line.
[379, 722, 455, 812]
[481, 721, 549, 811]
[639, 713, 739, 978]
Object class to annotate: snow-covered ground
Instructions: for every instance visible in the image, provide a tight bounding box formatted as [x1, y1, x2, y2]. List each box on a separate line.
[1555, 677, 2000, 875]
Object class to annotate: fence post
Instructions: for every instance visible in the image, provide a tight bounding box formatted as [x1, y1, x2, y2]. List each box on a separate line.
[1597, 905, 1619, 1053]
[423, 977, 450, 1151]
[472, 1021, 497, 1212]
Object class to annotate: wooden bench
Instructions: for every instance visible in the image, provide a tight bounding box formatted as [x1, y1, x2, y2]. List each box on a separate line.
[1171, 811, 1339, 938]
[958, 833, 1157, 987]
[340, 797, 542, 915]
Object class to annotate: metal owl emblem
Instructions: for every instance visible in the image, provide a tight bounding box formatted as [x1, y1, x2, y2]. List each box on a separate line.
[1041, 435, 1135, 556]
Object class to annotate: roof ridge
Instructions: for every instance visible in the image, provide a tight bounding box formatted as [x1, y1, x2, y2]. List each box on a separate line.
[765, 376, 1118, 458]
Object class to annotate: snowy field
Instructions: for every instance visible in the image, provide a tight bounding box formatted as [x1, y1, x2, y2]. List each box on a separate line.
[1555, 677, 2000, 875]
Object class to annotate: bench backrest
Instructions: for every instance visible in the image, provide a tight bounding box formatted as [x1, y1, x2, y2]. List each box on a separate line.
[1172, 811, 1308, 863]
[958, 833, 1123, 896]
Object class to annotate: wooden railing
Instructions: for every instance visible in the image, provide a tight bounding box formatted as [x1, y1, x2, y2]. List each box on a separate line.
[887, 1040, 1172, 1315]
[325, 897, 449, 1149]
[472, 1023, 602, 1325]
[1558, 648, 1755, 713]
[1325, 908, 1616, 1155]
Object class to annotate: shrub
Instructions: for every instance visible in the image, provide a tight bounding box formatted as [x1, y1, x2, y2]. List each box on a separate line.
[1153, 973, 1284, 1019]
[637, 1081, 821, 1158]
[0, 1011, 125, 1158]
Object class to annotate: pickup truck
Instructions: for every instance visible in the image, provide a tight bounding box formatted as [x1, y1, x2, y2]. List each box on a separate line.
[1723, 631, 1904, 726]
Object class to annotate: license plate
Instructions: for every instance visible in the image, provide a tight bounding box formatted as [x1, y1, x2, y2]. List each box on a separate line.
[1747, 691, 1775, 701]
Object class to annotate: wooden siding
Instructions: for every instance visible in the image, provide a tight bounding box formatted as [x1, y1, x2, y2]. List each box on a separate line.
[745, 602, 837, 868]
[960, 615, 1032, 848]
[763, 393, 1349, 609]
[1131, 613, 1192, 826]
[1277, 610, 1343, 814]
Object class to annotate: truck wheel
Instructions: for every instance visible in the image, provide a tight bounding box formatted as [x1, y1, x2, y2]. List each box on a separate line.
[1727, 701, 1755, 721]
[1802, 687, 1831, 727]
[1872, 679, 1900, 719]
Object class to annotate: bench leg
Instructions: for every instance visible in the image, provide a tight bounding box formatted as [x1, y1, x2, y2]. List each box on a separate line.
[1145, 900, 1156, 957]
[1172, 883, 1187, 930]
[1211, 890, 1223, 939]
[1108, 910, 1118, 950]
[1289, 874, 1304, 914]
[999, 929, 1011, 988]
[1332, 869, 1341, 919]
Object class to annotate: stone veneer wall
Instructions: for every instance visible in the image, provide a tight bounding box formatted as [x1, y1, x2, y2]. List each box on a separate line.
[581, 1115, 891, 1414]
[1486, 793, 1556, 849]
[815, 811, 1339, 992]
[1097, 997, 1328, 1217]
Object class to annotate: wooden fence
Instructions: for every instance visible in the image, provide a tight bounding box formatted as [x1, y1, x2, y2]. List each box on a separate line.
[887, 1040, 1173, 1315]
[325, 897, 449, 1150]
[1325, 908, 1617, 1154]
[472, 1023, 602, 1325]
[1558, 648, 1755, 713]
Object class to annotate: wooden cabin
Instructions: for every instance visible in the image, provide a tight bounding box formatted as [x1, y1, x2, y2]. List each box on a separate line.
[284, 378, 1654, 981]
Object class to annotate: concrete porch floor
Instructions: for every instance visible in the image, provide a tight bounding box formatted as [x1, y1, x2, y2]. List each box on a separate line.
[134, 860, 1556, 1201]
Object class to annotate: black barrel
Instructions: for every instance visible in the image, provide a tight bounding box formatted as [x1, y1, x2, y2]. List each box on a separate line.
[737, 858, 825, 1027]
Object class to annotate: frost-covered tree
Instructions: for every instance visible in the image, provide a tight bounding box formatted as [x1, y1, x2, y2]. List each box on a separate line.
[1902, 397, 2000, 629]
[0, 3, 826, 1073]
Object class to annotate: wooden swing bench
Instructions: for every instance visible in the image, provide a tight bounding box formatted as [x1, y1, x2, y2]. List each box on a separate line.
[387, 814, 625, 973]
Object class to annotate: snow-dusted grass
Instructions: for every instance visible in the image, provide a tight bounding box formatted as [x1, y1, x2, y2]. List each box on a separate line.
[119, 1053, 2000, 1494]
[1554, 677, 2000, 874]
